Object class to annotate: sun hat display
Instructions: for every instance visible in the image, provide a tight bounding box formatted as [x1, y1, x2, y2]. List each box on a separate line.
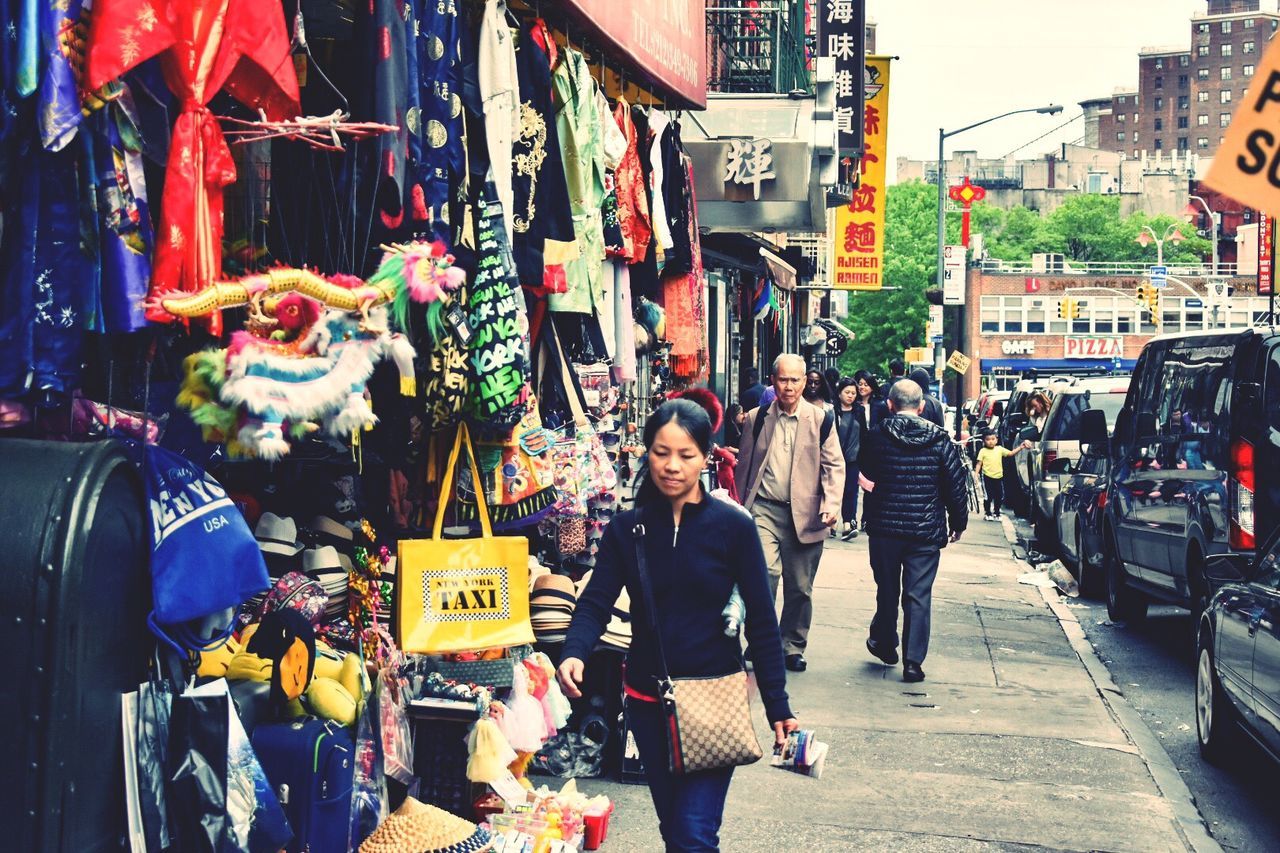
[530, 573, 576, 643]
[303, 545, 351, 621]
[358, 797, 493, 853]
[255, 512, 303, 556]
[599, 586, 632, 650]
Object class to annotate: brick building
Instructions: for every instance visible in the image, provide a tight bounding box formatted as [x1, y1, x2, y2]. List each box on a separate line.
[1094, 1, 1280, 160]
[958, 265, 1260, 400]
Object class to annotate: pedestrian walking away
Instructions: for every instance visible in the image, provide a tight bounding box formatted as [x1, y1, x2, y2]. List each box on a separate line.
[740, 367, 766, 413]
[558, 399, 799, 852]
[860, 379, 969, 683]
[736, 353, 845, 673]
[974, 431, 1031, 520]
[908, 367, 947, 429]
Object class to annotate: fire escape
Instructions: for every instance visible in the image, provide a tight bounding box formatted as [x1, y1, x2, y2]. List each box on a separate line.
[707, 1, 812, 95]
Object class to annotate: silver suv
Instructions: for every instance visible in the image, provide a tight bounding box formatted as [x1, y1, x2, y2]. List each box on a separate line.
[1026, 377, 1130, 545]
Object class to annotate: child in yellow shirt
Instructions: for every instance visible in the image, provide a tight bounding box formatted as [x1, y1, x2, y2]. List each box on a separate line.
[974, 432, 1031, 521]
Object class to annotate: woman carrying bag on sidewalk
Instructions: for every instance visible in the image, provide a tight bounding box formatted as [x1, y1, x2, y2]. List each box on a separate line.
[558, 399, 799, 852]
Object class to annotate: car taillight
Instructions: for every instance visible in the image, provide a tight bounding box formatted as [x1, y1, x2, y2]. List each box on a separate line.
[1230, 437, 1256, 550]
[1097, 490, 1108, 510]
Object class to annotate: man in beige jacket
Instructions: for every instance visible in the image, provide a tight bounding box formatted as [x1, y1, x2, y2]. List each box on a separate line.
[736, 353, 845, 671]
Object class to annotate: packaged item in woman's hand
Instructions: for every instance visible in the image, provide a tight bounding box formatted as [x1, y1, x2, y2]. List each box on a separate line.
[770, 729, 829, 780]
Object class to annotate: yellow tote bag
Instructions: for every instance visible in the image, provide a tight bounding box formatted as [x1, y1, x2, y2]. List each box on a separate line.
[398, 424, 534, 653]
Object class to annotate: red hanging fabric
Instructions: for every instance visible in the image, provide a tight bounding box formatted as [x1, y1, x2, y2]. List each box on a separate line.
[87, 0, 301, 335]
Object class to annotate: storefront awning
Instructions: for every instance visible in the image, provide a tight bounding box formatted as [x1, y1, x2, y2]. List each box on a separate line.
[980, 358, 1137, 373]
[761, 248, 797, 291]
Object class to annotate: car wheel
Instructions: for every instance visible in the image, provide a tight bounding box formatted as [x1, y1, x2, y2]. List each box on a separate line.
[1196, 630, 1236, 765]
[1077, 523, 1103, 598]
[1105, 534, 1148, 623]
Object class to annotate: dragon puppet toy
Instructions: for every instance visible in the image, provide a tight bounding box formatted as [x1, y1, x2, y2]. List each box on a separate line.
[160, 242, 465, 459]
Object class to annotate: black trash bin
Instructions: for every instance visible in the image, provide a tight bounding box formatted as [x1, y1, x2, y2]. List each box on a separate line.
[0, 439, 152, 852]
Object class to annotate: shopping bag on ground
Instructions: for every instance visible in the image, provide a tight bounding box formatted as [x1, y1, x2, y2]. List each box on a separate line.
[398, 423, 534, 653]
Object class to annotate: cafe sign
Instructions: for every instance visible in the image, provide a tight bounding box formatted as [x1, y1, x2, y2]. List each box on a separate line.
[1065, 336, 1124, 359]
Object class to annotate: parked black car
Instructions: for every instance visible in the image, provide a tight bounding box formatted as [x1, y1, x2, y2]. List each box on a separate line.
[1052, 409, 1110, 597]
[1195, 529, 1280, 764]
[1104, 329, 1280, 632]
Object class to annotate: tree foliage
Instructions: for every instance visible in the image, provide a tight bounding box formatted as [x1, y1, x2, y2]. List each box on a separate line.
[834, 183, 1214, 378]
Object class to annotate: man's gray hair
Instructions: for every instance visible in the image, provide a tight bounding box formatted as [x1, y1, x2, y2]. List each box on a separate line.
[771, 353, 806, 376]
[888, 379, 924, 412]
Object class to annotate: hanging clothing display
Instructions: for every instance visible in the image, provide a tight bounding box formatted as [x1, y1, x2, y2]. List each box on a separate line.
[86, 0, 301, 336]
[547, 48, 605, 317]
[611, 97, 652, 264]
[510, 20, 575, 293]
[407, 0, 465, 238]
[478, 0, 519, 242]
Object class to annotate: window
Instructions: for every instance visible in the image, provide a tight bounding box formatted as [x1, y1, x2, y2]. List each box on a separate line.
[1134, 148, 1141, 158]
[1198, 68, 1211, 80]
[1154, 96, 1164, 110]
[1118, 95, 1127, 104]
[1155, 138, 1163, 150]
[1134, 113, 1139, 122]
[1178, 95, 1190, 109]
[1199, 45, 1211, 57]
[1155, 117, 1163, 131]
[1221, 89, 1233, 103]
[1223, 20, 1232, 34]
[1198, 137, 1210, 148]
[1117, 112, 1126, 122]
[1116, 131, 1126, 141]
[1134, 130, 1140, 142]
[1246, 18, 1255, 29]
[1245, 40, 1256, 54]
[1156, 58, 1165, 70]
[1245, 63, 1256, 76]
[1198, 114, 1209, 125]
[1198, 22, 1209, 33]
[1178, 136, 1189, 150]
[1180, 55, 1191, 67]
[1198, 89, 1210, 100]
[1155, 75, 1164, 89]
[1221, 66, 1233, 80]
[1221, 112, 1231, 127]
[1178, 116, 1189, 129]
[1179, 74, 1189, 88]
[1222, 43, 1233, 57]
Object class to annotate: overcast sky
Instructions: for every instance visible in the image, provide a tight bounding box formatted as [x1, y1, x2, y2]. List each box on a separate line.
[870, 0, 1226, 180]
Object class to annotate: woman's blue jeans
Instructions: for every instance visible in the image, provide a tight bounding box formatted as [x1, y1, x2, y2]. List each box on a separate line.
[627, 698, 736, 852]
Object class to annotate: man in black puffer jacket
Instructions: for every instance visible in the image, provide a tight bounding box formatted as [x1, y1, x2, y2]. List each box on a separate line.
[860, 379, 970, 683]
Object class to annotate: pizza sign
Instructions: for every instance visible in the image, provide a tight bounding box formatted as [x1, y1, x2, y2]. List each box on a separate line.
[1064, 336, 1123, 359]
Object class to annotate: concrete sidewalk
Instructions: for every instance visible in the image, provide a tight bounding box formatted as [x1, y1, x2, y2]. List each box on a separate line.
[572, 513, 1216, 852]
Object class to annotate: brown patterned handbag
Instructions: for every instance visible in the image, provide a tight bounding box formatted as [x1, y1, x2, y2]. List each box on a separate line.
[632, 514, 764, 775]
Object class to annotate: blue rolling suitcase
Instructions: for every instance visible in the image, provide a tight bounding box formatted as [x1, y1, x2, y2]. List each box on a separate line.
[252, 718, 355, 853]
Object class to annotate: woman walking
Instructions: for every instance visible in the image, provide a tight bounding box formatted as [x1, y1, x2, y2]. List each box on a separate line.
[835, 377, 862, 540]
[851, 370, 887, 533]
[804, 368, 833, 410]
[558, 399, 798, 852]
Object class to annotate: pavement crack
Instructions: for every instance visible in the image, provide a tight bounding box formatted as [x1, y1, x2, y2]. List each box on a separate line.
[973, 601, 1002, 688]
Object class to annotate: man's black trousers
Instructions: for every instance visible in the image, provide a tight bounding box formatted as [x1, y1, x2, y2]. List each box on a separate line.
[868, 535, 941, 665]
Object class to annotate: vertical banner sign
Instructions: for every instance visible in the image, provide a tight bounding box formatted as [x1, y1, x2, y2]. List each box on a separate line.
[942, 245, 966, 305]
[818, 0, 866, 174]
[1261, 215, 1275, 296]
[832, 55, 890, 291]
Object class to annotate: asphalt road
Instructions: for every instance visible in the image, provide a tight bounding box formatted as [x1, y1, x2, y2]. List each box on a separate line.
[1016, 518, 1280, 852]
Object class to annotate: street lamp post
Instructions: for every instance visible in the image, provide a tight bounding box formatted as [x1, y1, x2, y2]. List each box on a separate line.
[1136, 222, 1184, 266]
[1184, 195, 1220, 276]
[935, 104, 1062, 415]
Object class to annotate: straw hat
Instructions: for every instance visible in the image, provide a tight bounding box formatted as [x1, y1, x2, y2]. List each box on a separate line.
[359, 797, 492, 853]
[529, 574, 577, 613]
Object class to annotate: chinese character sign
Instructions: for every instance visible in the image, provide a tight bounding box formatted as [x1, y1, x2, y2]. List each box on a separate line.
[818, 0, 866, 165]
[723, 138, 777, 200]
[832, 55, 890, 291]
[1261, 215, 1275, 296]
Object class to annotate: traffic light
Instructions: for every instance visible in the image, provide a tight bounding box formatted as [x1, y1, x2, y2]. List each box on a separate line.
[1057, 297, 1079, 320]
[1147, 289, 1160, 316]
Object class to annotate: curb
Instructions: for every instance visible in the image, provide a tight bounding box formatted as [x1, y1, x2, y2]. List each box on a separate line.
[998, 517, 1222, 853]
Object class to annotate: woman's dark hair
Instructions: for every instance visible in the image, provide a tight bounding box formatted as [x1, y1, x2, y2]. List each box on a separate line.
[852, 369, 879, 399]
[835, 376, 857, 398]
[635, 399, 713, 505]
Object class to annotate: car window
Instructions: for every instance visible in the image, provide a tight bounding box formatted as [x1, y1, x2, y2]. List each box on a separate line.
[1044, 391, 1128, 441]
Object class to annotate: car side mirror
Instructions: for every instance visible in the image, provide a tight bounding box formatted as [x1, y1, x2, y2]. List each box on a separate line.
[1204, 553, 1249, 584]
[1079, 409, 1108, 447]
[1007, 412, 1028, 430]
[1135, 411, 1158, 440]
[1239, 381, 1262, 409]
[1047, 456, 1075, 475]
